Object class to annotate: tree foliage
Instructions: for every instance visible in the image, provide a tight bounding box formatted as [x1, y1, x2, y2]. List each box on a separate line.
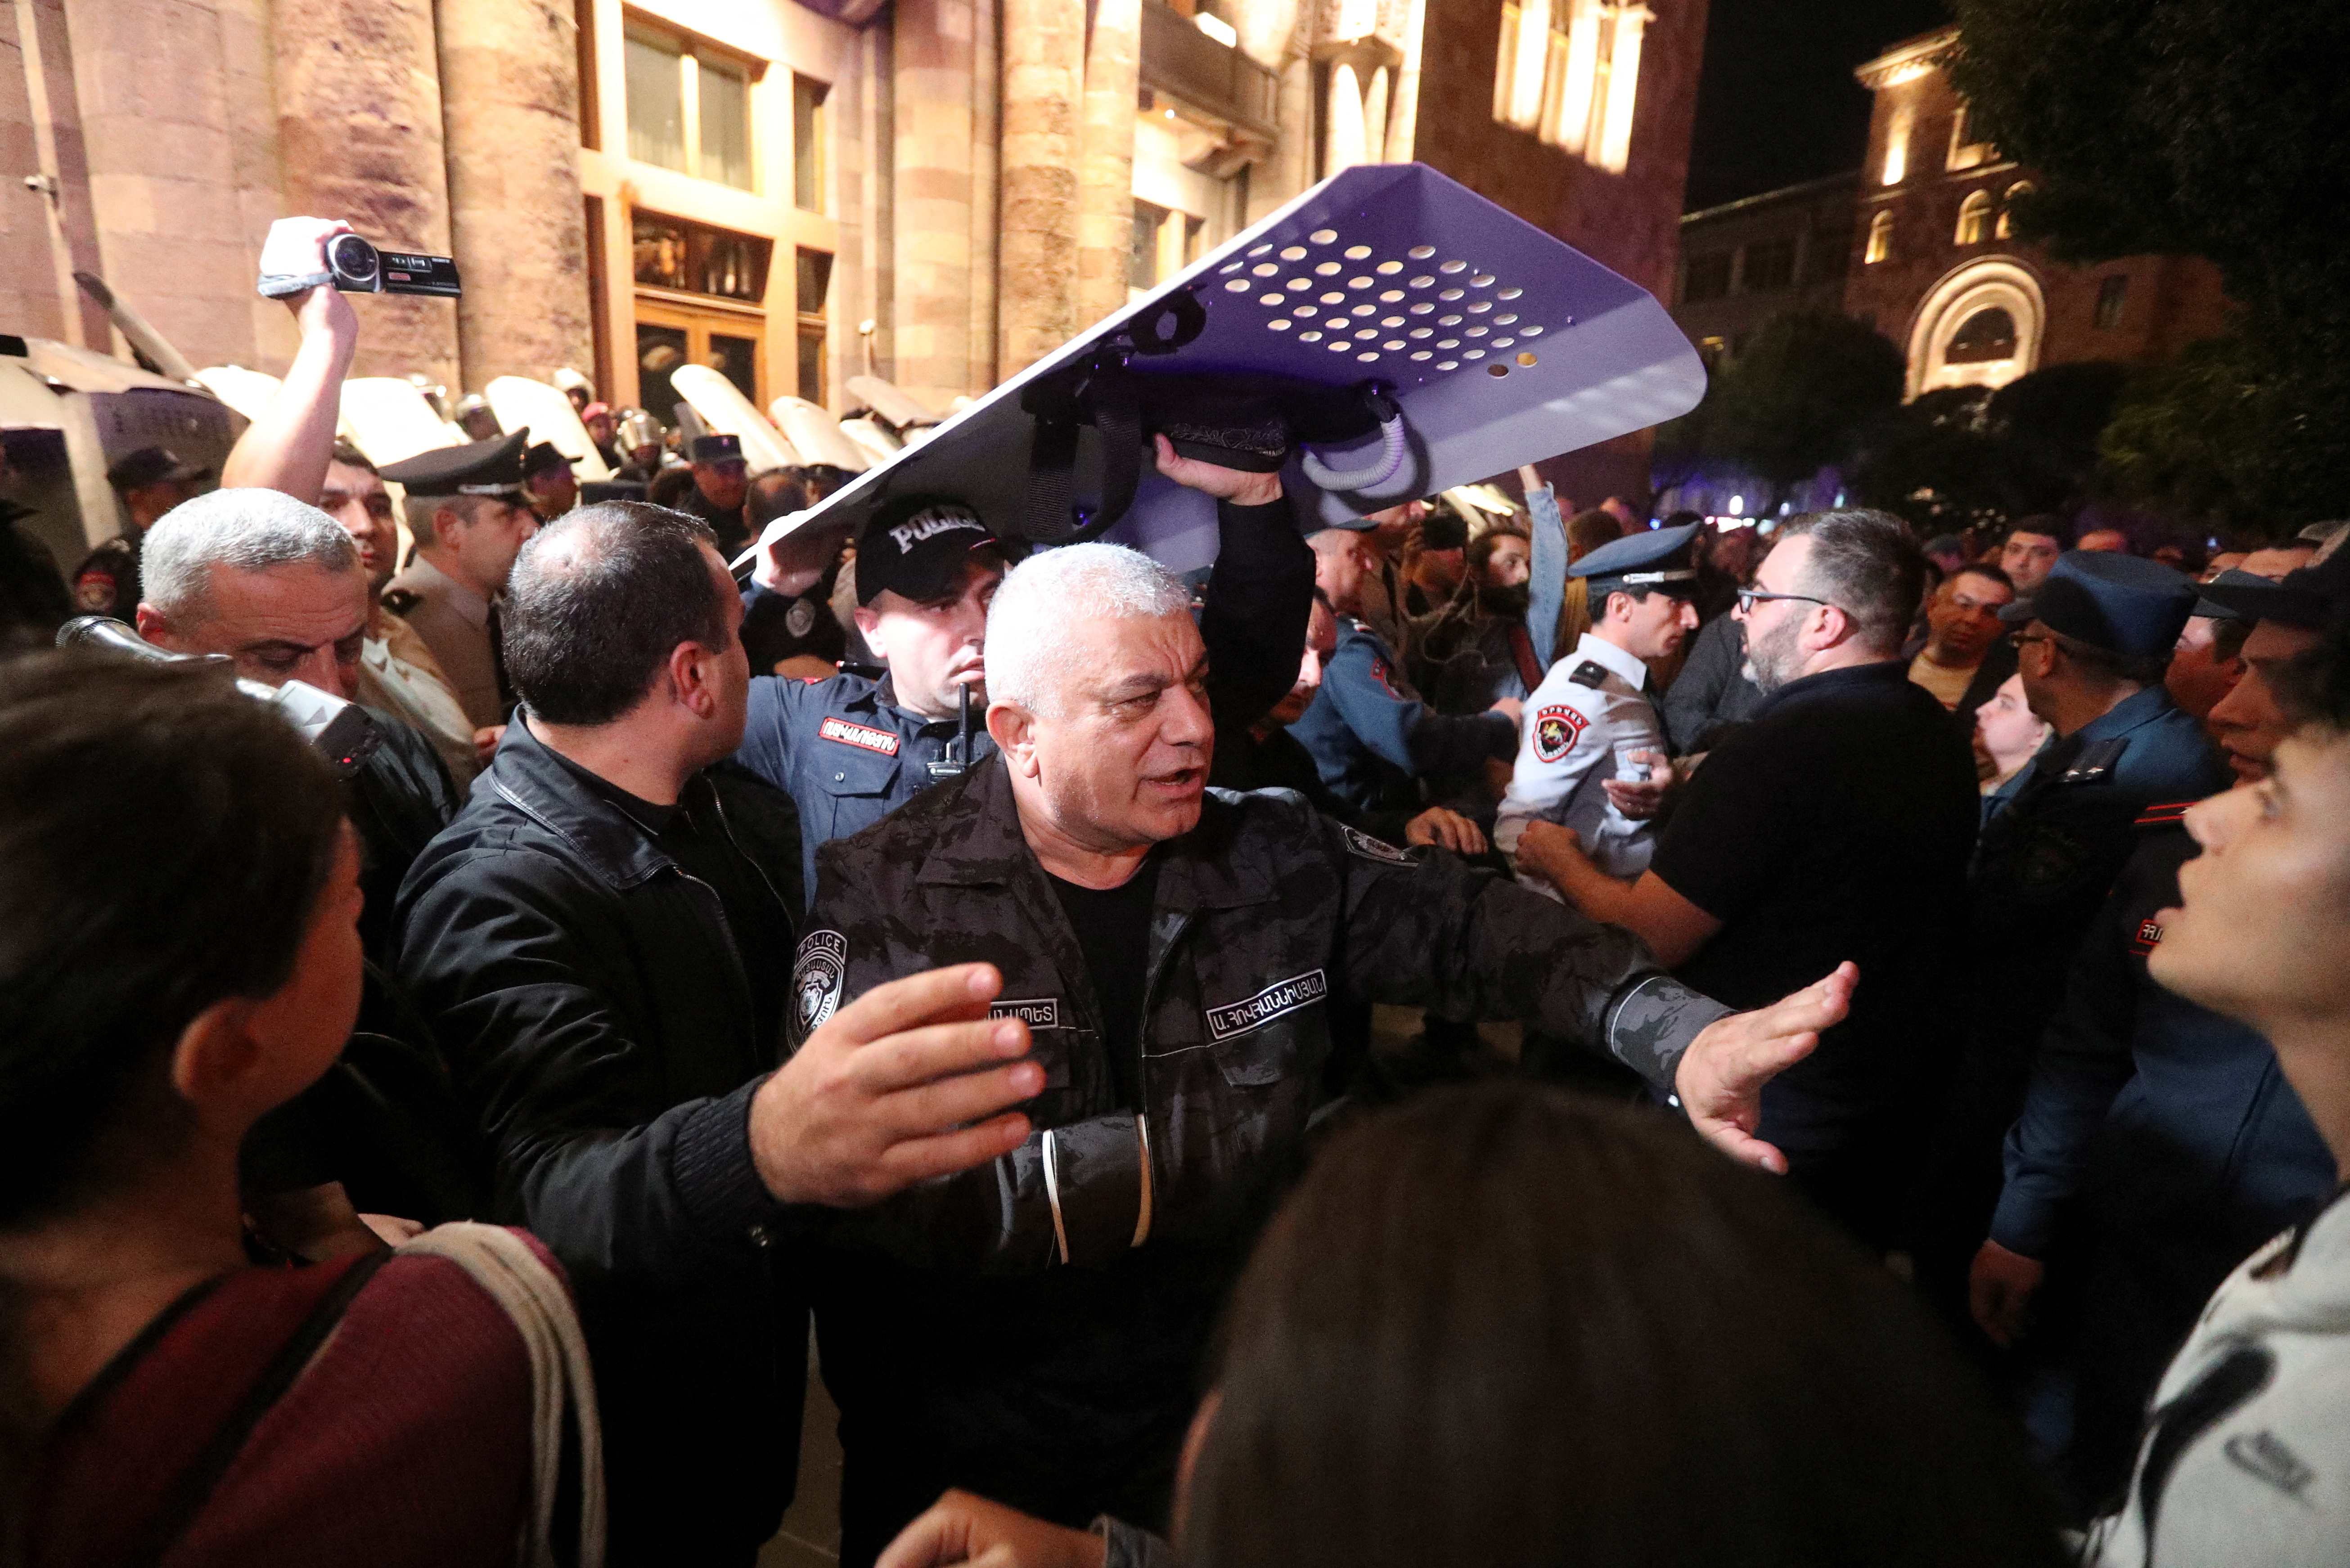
[1846, 362, 2129, 532]
[1948, 0, 2350, 533]
[1675, 313, 1905, 503]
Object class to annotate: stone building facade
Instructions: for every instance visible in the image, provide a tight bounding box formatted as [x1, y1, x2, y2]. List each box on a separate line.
[1669, 24, 2230, 405]
[1, 0, 1704, 503]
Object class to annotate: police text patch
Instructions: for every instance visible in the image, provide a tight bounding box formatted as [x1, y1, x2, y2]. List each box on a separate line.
[990, 997, 1061, 1029]
[1532, 704, 1589, 763]
[790, 929, 847, 1044]
[1340, 824, 1415, 865]
[1207, 969, 1328, 1041]
[2130, 917, 2164, 955]
[819, 717, 901, 755]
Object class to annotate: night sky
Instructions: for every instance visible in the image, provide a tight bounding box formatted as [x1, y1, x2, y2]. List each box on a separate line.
[1683, 0, 1955, 212]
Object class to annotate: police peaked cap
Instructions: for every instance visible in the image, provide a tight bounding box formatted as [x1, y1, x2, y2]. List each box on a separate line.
[2195, 545, 2350, 630]
[379, 429, 530, 498]
[691, 432, 744, 463]
[1998, 549, 2197, 656]
[1570, 520, 1702, 596]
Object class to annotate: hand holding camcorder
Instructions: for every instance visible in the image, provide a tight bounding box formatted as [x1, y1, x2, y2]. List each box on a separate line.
[257, 216, 461, 301]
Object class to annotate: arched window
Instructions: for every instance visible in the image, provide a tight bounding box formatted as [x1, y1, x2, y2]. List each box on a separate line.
[1955, 189, 1994, 246]
[1996, 180, 2035, 240]
[1945, 306, 2017, 364]
[1865, 209, 1894, 265]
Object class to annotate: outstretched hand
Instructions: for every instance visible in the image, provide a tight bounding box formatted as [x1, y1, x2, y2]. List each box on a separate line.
[752, 512, 852, 593]
[1675, 961, 1857, 1173]
[1153, 433, 1283, 508]
[750, 963, 1041, 1207]
[878, 1490, 1106, 1568]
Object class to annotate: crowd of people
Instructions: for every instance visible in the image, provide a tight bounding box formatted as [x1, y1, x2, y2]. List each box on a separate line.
[3, 215, 2348, 1568]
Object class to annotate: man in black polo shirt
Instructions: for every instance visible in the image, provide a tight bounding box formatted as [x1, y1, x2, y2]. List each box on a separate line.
[1521, 509, 1979, 1247]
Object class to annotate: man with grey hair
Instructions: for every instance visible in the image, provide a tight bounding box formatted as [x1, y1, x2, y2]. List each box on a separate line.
[136, 486, 457, 959]
[790, 538, 1858, 1564]
[1519, 508, 1980, 1249]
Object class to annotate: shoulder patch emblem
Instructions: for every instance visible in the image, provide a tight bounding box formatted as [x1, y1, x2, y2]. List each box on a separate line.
[1532, 703, 1589, 763]
[785, 598, 818, 638]
[1568, 660, 1612, 689]
[73, 571, 115, 612]
[1368, 656, 1405, 700]
[2130, 917, 2164, 955]
[819, 716, 901, 756]
[1206, 969, 1328, 1042]
[1340, 823, 1416, 865]
[989, 997, 1062, 1029]
[789, 929, 848, 1046]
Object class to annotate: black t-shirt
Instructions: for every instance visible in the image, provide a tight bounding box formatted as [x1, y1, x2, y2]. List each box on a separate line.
[1047, 854, 1164, 1109]
[1648, 660, 1978, 1138]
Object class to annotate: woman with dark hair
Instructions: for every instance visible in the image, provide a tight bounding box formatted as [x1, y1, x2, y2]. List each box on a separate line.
[0, 654, 598, 1568]
[882, 1085, 2067, 1568]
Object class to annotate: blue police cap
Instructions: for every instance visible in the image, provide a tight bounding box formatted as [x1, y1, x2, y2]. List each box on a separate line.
[691, 432, 744, 464]
[2195, 545, 2350, 630]
[1998, 549, 2197, 656]
[1569, 520, 1702, 593]
[379, 428, 529, 498]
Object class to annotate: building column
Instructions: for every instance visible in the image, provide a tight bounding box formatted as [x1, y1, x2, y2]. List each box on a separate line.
[996, 0, 1084, 375]
[272, 0, 459, 387]
[1076, 0, 1138, 328]
[435, 0, 592, 391]
[893, 0, 977, 406]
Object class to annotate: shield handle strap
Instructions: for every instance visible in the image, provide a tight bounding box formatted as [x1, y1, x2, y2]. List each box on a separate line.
[1299, 385, 1408, 494]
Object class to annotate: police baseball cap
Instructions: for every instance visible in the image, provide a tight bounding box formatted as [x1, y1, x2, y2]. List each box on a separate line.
[380, 429, 531, 499]
[2190, 568, 2268, 622]
[691, 433, 744, 465]
[106, 446, 209, 491]
[856, 495, 1001, 605]
[2196, 545, 2350, 630]
[1570, 520, 1702, 597]
[1999, 549, 2197, 656]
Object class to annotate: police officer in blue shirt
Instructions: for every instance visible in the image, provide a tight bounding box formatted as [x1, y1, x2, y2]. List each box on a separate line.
[1914, 548, 2229, 1319]
[1495, 522, 1701, 890]
[1289, 526, 1520, 814]
[1971, 554, 2346, 1507]
[734, 445, 1313, 904]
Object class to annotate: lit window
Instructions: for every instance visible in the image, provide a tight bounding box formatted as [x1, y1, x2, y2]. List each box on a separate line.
[793, 76, 828, 212]
[1882, 108, 1910, 185]
[2094, 274, 2128, 329]
[1946, 103, 1994, 171]
[1492, 0, 1651, 174]
[797, 248, 832, 403]
[626, 23, 758, 192]
[1945, 307, 2017, 364]
[1865, 210, 1894, 265]
[1996, 180, 2033, 240]
[1955, 190, 1994, 246]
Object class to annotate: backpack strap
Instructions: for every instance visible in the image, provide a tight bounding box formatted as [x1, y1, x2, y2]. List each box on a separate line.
[122, 1249, 395, 1568]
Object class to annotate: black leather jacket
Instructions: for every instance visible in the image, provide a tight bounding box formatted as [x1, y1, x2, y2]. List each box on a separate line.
[393, 721, 806, 1567]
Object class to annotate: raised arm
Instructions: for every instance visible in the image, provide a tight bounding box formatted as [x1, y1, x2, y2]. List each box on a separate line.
[1154, 435, 1316, 736]
[221, 217, 361, 500]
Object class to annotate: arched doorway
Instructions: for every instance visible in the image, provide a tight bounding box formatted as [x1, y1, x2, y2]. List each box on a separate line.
[1905, 257, 2044, 397]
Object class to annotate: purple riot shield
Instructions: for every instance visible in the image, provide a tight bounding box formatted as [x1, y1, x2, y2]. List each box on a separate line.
[778, 162, 1703, 572]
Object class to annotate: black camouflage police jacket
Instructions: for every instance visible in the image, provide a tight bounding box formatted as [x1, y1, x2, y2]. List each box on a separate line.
[789, 755, 1734, 1273]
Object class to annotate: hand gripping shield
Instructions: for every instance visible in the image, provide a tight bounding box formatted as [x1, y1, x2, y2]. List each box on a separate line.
[777, 162, 1704, 571]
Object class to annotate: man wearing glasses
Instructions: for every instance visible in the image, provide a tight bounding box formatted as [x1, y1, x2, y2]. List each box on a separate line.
[1518, 509, 1979, 1248]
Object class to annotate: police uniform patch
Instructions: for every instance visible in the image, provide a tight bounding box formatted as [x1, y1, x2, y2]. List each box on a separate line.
[74, 572, 115, 612]
[1532, 703, 1588, 763]
[1206, 969, 1328, 1041]
[989, 997, 1061, 1029]
[819, 716, 901, 755]
[790, 929, 848, 1044]
[1339, 824, 1415, 865]
[785, 598, 817, 638]
[1568, 660, 1612, 689]
[2060, 738, 2129, 786]
[2130, 917, 2164, 955]
[1369, 657, 1405, 700]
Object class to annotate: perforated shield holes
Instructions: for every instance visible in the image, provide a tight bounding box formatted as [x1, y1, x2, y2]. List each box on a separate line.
[1517, 352, 1538, 366]
[1224, 279, 1250, 292]
[1259, 294, 1284, 306]
[1408, 243, 1436, 258]
[1343, 244, 1373, 259]
[1471, 273, 1495, 287]
[1308, 229, 1337, 243]
[1376, 261, 1401, 274]
[1314, 261, 1341, 276]
[1439, 260, 1466, 273]
[1487, 363, 1508, 377]
[1280, 245, 1307, 260]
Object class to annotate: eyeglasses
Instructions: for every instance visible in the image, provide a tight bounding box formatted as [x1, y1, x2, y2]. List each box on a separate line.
[1735, 587, 1835, 615]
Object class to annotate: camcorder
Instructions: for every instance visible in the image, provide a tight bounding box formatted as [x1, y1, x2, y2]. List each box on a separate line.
[326, 234, 462, 298]
[58, 616, 383, 779]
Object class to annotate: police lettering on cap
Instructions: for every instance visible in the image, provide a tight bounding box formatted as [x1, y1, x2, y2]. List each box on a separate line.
[2194, 547, 2350, 632]
[1569, 520, 1702, 597]
[856, 495, 1000, 605]
[691, 433, 744, 465]
[105, 447, 210, 492]
[378, 428, 531, 499]
[1997, 550, 2198, 656]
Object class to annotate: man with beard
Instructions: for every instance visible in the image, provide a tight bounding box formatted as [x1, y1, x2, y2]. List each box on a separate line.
[1518, 510, 1980, 1249]
[1412, 524, 1537, 713]
[1496, 523, 1700, 892]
